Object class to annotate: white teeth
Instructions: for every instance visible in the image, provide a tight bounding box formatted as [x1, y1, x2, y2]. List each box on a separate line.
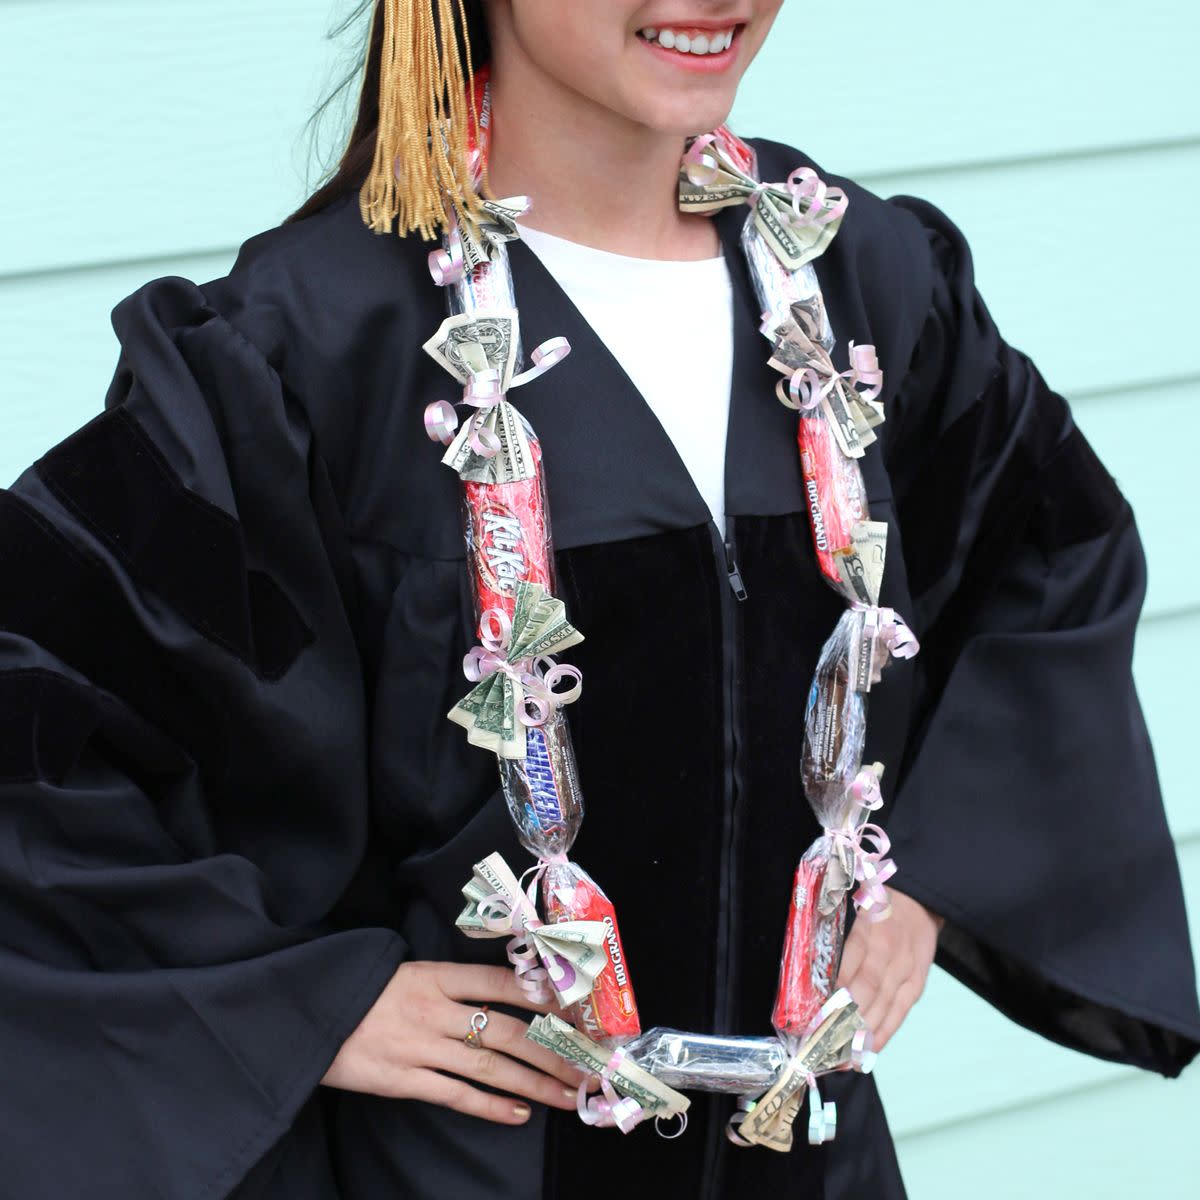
[644, 26, 735, 53]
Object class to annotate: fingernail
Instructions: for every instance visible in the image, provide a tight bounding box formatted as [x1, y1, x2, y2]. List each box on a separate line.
[562, 1087, 577, 1100]
[513, 1104, 531, 1120]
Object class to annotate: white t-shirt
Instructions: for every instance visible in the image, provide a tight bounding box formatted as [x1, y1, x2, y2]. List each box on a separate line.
[515, 222, 734, 534]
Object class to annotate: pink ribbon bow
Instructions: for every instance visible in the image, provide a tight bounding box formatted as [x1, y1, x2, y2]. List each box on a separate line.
[423, 340, 571, 459]
[475, 855, 572, 1006]
[463, 607, 583, 729]
[853, 604, 920, 688]
[683, 135, 848, 230]
[779, 341, 883, 414]
[825, 768, 898, 923]
[577, 1048, 647, 1134]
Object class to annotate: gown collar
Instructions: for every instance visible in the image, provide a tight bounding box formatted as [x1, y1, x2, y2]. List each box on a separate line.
[506, 203, 806, 553]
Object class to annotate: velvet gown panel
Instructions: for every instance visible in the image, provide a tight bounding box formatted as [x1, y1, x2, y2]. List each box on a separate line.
[0, 139, 1194, 1200]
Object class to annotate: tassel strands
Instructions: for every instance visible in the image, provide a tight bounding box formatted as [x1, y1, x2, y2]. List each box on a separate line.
[360, 0, 481, 239]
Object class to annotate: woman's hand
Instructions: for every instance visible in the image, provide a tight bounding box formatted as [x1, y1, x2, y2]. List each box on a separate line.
[321, 961, 587, 1125]
[835, 887, 944, 1052]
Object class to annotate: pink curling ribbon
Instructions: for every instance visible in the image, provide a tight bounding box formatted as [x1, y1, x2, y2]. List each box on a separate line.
[853, 604, 920, 688]
[510, 336, 571, 387]
[791, 341, 882, 413]
[784, 167, 848, 229]
[474, 877, 555, 1006]
[804, 986, 874, 1073]
[845, 341, 883, 403]
[682, 133, 721, 186]
[683, 135, 848, 230]
[850, 1026, 878, 1074]
[825, 768, 897, 923]
[423, 339, 573, 457]
[464, 606, 583, 728]
[577, 1048, 648, 1134]
[472, 853, 605, 1008]
[805, 1073, 838, 1145]
[428, 206, 467, 286]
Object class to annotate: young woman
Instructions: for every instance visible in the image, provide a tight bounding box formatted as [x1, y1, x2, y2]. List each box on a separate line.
[2, 2, 1196, 1198]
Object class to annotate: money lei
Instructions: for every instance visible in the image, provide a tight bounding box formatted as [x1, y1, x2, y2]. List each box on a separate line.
[420, 97, 919, 1146]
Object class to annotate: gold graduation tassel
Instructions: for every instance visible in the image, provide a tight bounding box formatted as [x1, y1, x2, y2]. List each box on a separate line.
[360, 0, 482, 240]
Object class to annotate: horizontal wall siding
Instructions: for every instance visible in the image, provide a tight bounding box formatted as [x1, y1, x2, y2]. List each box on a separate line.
[733, 0, 1200, 175]
[1, 4, 1196, 1199]
[879, 837, 1200, 1140]
[0, 0, 343, 275]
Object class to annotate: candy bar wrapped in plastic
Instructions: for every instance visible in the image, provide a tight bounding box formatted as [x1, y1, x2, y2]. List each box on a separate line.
[459, 431, 555, 625]
[798, 414, 869, 598]
[771, 854, 848, 1045]
[741, 219, 833, 347]
[625, 1029, 787, 1095]
[544, 859, 641, 1043]
[801, 609, 868, 810]
[773, 606, 909, 1047]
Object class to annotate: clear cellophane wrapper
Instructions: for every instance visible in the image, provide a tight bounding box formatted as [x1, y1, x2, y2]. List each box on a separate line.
[543, 858, 641, 1043]
[741, 220, 833, 349]
[455, 380, 641, 1043]
[625, 1029, 788, 1095]
[771, 609, 870, 1045]
[799, 414, 872, 603]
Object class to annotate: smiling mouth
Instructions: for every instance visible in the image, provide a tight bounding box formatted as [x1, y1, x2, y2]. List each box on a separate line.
[637, 25, 740, 56]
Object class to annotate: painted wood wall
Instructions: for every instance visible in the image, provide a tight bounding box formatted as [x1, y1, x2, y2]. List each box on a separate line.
[1, 2, 1196, 1193]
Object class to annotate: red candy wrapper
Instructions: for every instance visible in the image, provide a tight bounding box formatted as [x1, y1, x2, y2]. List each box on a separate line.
[798, 415, 866, 589]
[771, 853, 846, 1046]
[544, 860, 641, 1044]
[461, 436, 555, 632]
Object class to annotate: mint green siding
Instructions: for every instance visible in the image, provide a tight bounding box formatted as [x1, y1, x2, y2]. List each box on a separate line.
[2, 3, 1196, 1192]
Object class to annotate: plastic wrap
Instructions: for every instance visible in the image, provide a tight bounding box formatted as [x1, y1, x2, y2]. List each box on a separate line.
[801, 609, 868, 810]
[740, 219, 833, 347]
[434, 219, 640, 1043]
[771, 855, 848, 1046]
[625, 1029, 787, 1095]
[544, 859, 641, 1042]
[460, 431, 555, 628]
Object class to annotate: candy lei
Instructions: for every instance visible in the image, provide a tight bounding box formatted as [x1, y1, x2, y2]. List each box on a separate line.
[422, 76, 919, 1152]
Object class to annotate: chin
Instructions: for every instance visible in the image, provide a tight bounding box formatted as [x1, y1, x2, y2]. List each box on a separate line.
[631, 90, 737, 136]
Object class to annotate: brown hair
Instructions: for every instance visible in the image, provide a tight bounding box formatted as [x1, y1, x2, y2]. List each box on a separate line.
[286, 0, 490, 227]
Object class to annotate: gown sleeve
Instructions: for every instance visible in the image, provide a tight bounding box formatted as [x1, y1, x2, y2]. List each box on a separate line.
[879, 197, 1200, 1077]
[0, 276, 407, 1196]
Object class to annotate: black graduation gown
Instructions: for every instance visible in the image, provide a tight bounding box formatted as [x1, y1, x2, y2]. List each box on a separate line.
[1, 138, 1196, 1200]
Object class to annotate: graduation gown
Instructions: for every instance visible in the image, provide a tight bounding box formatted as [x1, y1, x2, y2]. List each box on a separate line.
[1, 138, 1196, 1200]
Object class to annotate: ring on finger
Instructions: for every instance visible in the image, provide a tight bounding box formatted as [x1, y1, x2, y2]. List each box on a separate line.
[464, 1006, 489, 1048]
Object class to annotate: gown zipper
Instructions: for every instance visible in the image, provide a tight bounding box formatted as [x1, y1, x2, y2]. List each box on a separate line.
[701, 522, 748, 1198]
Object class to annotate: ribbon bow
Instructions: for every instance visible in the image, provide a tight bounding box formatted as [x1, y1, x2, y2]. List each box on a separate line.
[850, 604, 920, 692]
[768, 311, 883, 459]
[423, 311, 570, 484]
[456, 852, 610, 1008]
[428, 193, 532, 283]
[824, 765, 898, 923]
[733, 989, 869, 1151]
[448, 582, 583, 759]
[527, 1013, 691, 1132]
[679, 132, 847, 270]
[577, 1048, 650, 1134]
